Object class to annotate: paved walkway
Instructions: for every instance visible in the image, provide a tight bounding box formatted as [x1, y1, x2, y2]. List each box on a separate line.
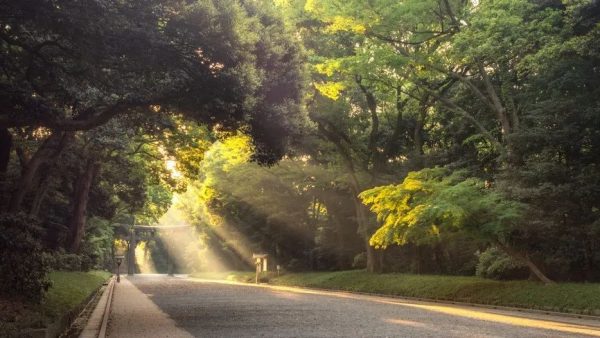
[108, 276, 192, 337]
[107, 275, 600, 337]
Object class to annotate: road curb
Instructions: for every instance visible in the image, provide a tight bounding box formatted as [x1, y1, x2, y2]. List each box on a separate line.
[78, 276, 115, 338]
[97, 276, 115, 338]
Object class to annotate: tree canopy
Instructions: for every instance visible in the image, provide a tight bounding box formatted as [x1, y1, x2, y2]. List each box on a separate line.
[2, 0, 600, 303]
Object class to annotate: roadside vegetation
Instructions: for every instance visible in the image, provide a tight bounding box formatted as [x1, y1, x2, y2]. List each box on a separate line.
[0, 270, 111, 335]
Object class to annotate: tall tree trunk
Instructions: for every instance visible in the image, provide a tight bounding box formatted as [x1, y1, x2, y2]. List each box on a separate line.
[29, 170, 51, 217]
[0, 128, 12, 174]
[414, 100, 429, 157]
[9, 131, 72, 212]
[356, 76, 380, 166]
[354, 198, 383, 273]
[67, 160, 100, 253]
[313, 115, 384, 272]
[477, 63, 511, 138]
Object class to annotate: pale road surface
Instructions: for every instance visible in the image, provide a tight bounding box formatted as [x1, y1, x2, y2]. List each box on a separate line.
[107, 275, 600, 338]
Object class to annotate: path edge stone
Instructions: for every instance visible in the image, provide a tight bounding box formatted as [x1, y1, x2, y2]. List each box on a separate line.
[78, 276, 115, 338]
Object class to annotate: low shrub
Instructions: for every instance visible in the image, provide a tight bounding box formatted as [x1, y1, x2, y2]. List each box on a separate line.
[476, 247, 529, 280]
[0, 213, 51, 302]
[55, 254, 82, 271]
[45, 252, 93, 272]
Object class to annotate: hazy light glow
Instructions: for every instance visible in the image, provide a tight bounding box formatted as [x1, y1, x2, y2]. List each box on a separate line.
[165, 159, 182, 179]
[135, 241, 157, 274]
[154, 201, 231, 272]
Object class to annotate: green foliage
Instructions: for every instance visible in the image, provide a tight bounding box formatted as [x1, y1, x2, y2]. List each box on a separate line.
[45, 253, 87, 272]
[476, 247, 528, 280]
[360, 168, 525, 248]
[0, 0, 305, 162]
[169, 0, 600, 280]
[0, 214, 51, 302]
[0, 270, 111, 335]
[2, 0, 600, 286]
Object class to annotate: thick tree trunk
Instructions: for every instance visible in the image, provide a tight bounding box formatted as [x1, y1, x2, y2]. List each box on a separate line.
[497, 243, 554, 284]
[354, 198, 383, 273]
[67, 161, 100, 253]
[365, 238, 383, 273]
[0, 128, 12, 174]
[9, 131, 72, 212]
[9, 151, 48, 212]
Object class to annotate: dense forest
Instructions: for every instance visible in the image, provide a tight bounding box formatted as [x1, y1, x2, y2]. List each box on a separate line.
[1, 0, 600, 302]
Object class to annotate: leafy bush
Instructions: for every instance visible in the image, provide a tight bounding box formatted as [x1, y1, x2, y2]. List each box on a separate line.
[476, 247, 529, 280]
[45, 252, 93, 272]
[0, 213, 51, 302]
[55, 254, 82, 271]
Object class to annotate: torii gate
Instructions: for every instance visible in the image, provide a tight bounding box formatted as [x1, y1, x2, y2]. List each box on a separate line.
[117, 224, 192, 276]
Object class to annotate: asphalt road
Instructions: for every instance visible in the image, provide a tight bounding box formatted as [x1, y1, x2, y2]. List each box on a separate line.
[107, 275, 600, 338]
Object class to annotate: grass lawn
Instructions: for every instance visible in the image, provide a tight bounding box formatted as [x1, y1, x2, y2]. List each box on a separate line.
[192, 270, 600, 316]
[43, 270, 112, 320]
[0, 270, 111, 334]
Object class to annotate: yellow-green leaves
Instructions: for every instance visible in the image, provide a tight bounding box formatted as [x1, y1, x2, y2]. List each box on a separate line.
[314, 81, 346, 100]
[360, 168, 525, 249]
[325, 16, 366, 34]
[304, 0, 368, 33]
[202, 134, 253, 173]
[314, 59, 343, 77]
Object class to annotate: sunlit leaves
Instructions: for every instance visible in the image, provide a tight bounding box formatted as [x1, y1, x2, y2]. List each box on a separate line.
[324, 16, 366, 34]
[202, 134, 254, 174]
[314, 59, 344, 77]
[360, 168, 525, 248]
[314, 81, 346, 100]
